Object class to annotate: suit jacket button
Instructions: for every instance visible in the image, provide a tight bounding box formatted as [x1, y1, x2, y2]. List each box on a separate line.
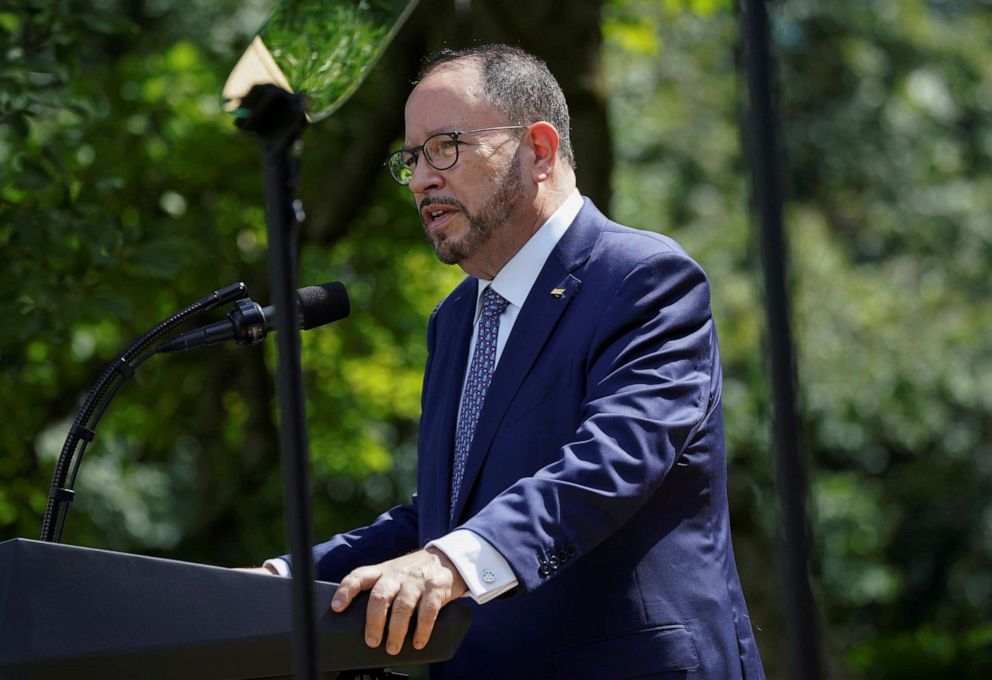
[549, 555, 559, 567]
[565, 545, 576, 557]
[538, 565, 551, 577]
[556, 550, 567, 562]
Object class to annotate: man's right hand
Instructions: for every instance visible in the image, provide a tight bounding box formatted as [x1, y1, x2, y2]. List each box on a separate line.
[331, 547, 467, 656]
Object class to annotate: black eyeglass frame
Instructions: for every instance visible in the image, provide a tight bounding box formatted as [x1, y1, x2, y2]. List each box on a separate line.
[384, 125, 525, 185]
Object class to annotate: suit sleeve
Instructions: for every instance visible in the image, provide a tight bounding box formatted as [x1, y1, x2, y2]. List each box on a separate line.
[298, 499, 420, 582]
[298, 304, 448, 582]
[460, 249, 718, 592]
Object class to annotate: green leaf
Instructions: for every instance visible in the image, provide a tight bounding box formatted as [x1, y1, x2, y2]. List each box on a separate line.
[129, 238, 198, 279]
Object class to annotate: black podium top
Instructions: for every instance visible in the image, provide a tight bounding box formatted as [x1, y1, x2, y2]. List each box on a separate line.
[0, 538, 470, 679]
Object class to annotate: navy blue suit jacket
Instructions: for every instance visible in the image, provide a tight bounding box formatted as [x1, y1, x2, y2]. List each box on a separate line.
[309, 200, 765, 679]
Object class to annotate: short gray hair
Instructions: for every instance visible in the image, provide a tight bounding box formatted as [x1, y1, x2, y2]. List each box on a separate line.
[418, 44, 576, 169]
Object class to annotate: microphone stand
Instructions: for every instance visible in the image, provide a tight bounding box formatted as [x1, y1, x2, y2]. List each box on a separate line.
[234, 83, 319, 680]
[39, 282, 248, 544]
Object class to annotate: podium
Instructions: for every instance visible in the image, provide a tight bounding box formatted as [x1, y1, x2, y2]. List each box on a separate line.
[0, 539, 471, 679]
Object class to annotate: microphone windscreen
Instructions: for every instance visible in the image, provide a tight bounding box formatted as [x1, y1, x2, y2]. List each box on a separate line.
[298, 281, 350, 330]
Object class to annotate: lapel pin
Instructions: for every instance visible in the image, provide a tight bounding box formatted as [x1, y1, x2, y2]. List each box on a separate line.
[550, 287, 566, 298]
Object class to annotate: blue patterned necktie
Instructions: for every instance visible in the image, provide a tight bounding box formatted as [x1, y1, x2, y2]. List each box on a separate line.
[450, 286, 510, 518]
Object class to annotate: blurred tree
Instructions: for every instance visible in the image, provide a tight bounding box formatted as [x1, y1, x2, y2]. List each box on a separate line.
[0, 0, 288, 558]
[776, 1, 992, 676]
[605, 0, 992, 676]
[0, 0, 614, 563]
[2, 0, 990, 677]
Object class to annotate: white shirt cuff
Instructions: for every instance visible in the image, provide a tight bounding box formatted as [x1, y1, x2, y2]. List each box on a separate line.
[428, 529, 518, 604]
[263, 558, 291, 576]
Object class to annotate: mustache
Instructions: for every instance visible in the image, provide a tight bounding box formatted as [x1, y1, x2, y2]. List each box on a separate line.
[419, 196, 466, 212]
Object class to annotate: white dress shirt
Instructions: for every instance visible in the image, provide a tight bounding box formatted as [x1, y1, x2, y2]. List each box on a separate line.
[267, 190, 584, 605]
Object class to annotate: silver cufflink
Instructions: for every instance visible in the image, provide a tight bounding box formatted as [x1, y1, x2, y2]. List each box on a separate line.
[482, 569, 496, 583]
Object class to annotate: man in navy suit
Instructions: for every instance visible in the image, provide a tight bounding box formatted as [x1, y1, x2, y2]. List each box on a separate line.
[262, 44, 765, 679]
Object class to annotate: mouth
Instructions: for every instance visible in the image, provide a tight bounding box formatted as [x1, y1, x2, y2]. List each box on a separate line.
[420, 201, 462, 232]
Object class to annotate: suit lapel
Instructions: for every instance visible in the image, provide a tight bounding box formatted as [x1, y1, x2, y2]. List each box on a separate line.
[424, 279, 476, 539]
[448, 199, 604, 526]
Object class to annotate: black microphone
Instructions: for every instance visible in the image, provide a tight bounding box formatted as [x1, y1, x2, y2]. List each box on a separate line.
[156, 282, 349, 353]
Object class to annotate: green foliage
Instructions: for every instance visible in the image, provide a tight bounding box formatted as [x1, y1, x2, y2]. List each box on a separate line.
[2, 0, 989, 677]
[0, 0, 272, 548]
[606, 0, 992, 676]
[298, 183, 463, 525]
[777, 2, 992, 675]
[848, 624, 992, 679]
[259, 0, 416, 120]
[0, 0, 456, 563]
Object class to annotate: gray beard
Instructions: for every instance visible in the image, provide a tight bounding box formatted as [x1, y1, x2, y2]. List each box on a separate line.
[426, 153, 523, 266]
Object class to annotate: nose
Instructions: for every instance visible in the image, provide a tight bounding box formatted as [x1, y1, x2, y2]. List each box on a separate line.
[407, 156, 444, 194]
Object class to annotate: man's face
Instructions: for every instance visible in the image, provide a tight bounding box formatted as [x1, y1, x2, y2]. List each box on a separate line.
[403, 63, 526, 272]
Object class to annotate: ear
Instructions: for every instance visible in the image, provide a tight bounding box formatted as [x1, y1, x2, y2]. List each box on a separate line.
[524, 122, 560, 183]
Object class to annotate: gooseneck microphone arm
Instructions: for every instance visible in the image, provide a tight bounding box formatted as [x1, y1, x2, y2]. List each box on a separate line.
[39, 280, 349, 544]
[155, 282, 349, 354]
[39, 282, 248, 543]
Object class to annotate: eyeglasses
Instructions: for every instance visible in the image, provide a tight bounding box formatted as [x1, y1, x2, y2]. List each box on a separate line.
[385, 126, 525, 186]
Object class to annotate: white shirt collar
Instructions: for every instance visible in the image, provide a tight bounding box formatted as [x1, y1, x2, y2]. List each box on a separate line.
[475, 189, 583, 313]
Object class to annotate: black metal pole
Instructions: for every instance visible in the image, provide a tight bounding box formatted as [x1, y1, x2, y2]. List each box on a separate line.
[738, 2, 823, 679]
[237, 84, 318, 680]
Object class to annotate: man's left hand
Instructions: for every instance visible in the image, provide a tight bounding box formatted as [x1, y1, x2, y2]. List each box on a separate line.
[331, 546, 467, 655]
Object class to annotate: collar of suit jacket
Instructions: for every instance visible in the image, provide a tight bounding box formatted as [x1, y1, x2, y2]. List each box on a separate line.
[473, 188, 583, 320]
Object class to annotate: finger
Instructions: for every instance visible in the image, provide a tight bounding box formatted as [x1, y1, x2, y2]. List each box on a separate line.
[364, 578, 401, 648]
[332, 567, 381, 612]
[384, 584, 421, 655]
[411, 588, 445, 651]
